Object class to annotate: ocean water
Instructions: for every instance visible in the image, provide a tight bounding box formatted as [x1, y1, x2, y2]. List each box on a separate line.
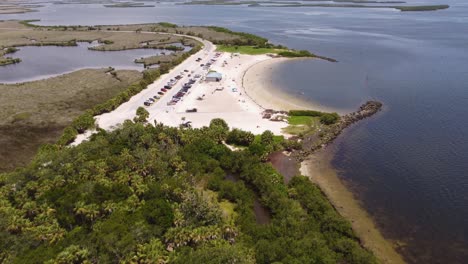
[1, 1, 467, 262]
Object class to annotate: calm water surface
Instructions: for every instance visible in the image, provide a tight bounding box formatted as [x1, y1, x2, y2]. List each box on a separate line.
[1, 1, 467, 263]
[0, 42, 170, 83]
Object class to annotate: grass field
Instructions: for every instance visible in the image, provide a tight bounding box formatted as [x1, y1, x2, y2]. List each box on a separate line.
[283, 116, 322, 135]
[0, 68, 142, 172]
[217, 45, 287, 55]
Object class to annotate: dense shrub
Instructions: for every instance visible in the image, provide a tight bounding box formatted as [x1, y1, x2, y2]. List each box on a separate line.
[289, 110, 340, 125]
[226, 129, 254, 146]
[278, 49, 314, 58]
[320, 113, 340, 125]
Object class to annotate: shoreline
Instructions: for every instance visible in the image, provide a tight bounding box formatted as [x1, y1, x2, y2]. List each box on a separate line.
[242, 57, 343, 114]
[301, 149, 405, 264]
[243, 54, 405, 262]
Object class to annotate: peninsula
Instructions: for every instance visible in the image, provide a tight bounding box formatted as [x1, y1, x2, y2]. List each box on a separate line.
[0, 20, 403, 263]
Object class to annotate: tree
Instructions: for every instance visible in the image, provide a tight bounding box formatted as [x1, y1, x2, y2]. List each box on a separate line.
[46, 245, 90, 264]
[134, 107, 150, 123]
[141, 199, 174, 233]
[226, 129, 254, 146]
[260, 130, 274, 146]
[320, 113, 340, 125]
[208, 118, 229, 143]
[72, 111, 95, 133]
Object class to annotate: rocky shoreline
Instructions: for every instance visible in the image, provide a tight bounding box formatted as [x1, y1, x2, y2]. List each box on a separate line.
[293, 100, 383, 160]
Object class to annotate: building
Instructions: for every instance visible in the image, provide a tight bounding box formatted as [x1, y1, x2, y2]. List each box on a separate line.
[205, 71, 222, 82]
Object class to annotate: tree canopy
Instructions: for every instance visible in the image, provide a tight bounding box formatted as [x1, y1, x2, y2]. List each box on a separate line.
[0, 119, 375, 263]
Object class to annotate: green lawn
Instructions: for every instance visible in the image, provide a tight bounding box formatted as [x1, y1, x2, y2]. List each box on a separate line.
[216, 45, 287, 55]
[287, 116, 315, 126]
[283, 116, 322, 135]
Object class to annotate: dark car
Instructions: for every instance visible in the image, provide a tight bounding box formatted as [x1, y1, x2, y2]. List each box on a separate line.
[186, 108, 197, 113]
[148, 98, 155, 102]
[184, 69, 189, 72]
[158, 91, 164, 95]
[144, 101, 151, 106]
[161, 88, 168, 92]
[164, 85, 172, 89]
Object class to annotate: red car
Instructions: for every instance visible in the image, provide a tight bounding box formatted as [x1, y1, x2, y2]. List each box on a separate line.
[161, 88, 168, 92]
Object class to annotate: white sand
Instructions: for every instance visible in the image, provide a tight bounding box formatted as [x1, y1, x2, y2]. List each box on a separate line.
[147, 52, 289, 135]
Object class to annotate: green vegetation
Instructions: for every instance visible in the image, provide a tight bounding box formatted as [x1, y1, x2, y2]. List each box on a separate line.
[217, 45, 285, 55]
[4, 47, 19, 54]
[0, 68, 142, 173]
[320, 113, 340, 125]
[134, 107, 150, 123]
[158, 22, 178, 28]
[0, 57, 21, 66]
[278, 50, 314, 57]
[226, 128, 255, 146]
[217, 45, 315, 58]
[283, 110, 340, 136]
[288, 115, 318, 126]
[0, 118, 376, 263]
[284, 116, 322, 136]
[207, 26, 268, 46]
[289, 110, 340, 125]
[396, 5, 449, 11]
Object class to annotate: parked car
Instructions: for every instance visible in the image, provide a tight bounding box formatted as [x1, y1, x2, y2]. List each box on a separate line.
[148, 98, 155, 102]
[158, 91, 164, 95]
[153, 95, 160, 99]
[186, 108, 197, 113]
[144, 101, 151, 106]
[161, 88, 168, 92]
[164, 85, 172, 89]
[184, 69, 189, 72]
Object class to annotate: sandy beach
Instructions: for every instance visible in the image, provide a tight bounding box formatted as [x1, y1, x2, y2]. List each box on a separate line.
[301, 149, 405, 264]
[243, 57, 340, 113]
